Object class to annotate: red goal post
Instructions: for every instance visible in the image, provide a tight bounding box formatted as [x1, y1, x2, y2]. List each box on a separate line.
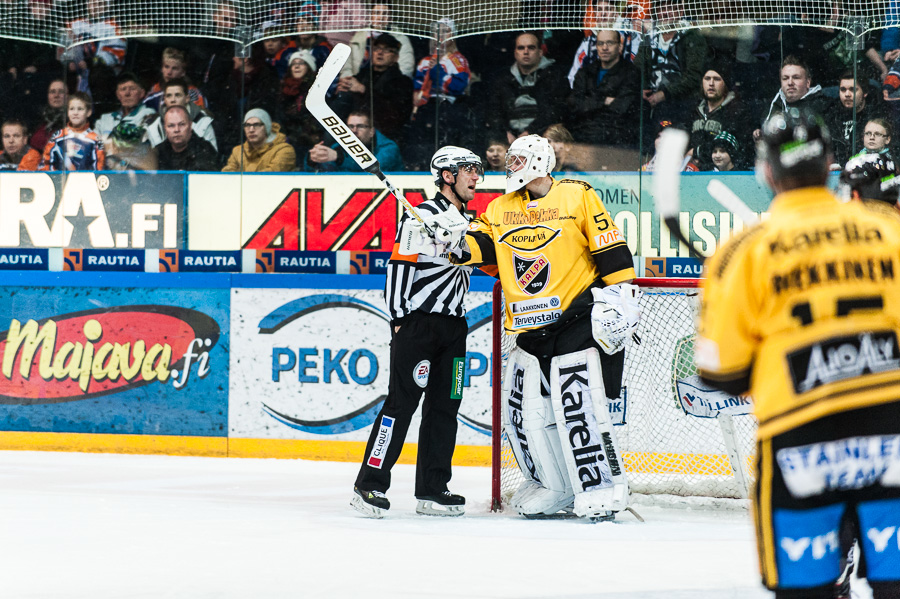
[490, 278, 757, 511]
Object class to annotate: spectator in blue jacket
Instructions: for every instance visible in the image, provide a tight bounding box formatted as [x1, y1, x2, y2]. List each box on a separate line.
[305, 110, 402, 171]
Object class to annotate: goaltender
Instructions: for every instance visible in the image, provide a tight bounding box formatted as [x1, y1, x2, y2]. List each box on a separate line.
[697, 108, 900, 598]
[452, 134, 641, 520]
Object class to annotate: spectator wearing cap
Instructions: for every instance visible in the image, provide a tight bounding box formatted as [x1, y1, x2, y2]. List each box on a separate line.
[305, 110, 401, 172]
[261, 23, 298, 79]
[566, 29, 641, 150]
[709, 131, 738, 172]
[156, 105, 218, 171]
[281, 50, 323, 156]
[346, 2, 415, 78]
[0, 120, 41, 171]
[337, 33, 413, 141]
[826, 71, 888, 168]
[223, 108, 296, 172]
[295, 1, 333, 71]
[688, 61, 752, 170]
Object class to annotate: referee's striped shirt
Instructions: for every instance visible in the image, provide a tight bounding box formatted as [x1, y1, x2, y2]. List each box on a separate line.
[385, 193, 473, 321]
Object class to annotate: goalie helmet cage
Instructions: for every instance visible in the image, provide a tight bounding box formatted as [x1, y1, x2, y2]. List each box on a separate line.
[490, 278, 757, 511]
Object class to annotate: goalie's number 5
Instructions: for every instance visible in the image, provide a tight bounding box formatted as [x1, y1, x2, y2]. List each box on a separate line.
[790, 295, 884, 326]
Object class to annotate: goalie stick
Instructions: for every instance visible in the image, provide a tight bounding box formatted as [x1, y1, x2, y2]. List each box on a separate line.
[307, 43, 451, 242]
[653, 129, 759, 261]
[653, 128, 753, 499]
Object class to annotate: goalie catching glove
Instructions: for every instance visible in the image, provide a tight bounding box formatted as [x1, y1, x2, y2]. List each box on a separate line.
[397, 205, 469, 257]
[591, 283, 642, 355]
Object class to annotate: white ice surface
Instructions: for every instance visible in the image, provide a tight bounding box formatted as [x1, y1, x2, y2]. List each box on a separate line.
[0, 450, 774, 599]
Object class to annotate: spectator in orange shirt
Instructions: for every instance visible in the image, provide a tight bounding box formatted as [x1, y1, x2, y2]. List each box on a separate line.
[0, 120, 41, 171]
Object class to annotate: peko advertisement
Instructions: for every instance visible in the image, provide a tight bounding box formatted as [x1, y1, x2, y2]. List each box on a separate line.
[228, 287, 494, 446]
[0, 286, 229, 436]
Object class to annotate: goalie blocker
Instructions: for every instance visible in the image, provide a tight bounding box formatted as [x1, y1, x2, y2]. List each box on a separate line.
[503, 346, 629, 518]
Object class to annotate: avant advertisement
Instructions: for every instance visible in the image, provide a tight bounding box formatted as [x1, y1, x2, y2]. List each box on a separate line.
[0, 172, 183, 249]
[0, 286, 229, 435]
[229, 288, 494, 445]
[187, 172, 775, 255]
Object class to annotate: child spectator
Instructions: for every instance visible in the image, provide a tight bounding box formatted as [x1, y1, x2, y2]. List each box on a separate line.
[543, 123, 578, 172]
[483, 136, 508, 172]
[854, 118, 894, 161]
[709, 131, 738, 172]
[40, 92, 105, 171]
[0, 120, 41, 171]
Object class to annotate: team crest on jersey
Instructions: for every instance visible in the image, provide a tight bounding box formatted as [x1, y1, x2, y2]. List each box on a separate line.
[513, 253, 550, 295]
[498, 225, 561, 252]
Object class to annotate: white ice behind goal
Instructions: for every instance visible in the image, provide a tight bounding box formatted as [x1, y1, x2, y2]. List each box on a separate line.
[490, 278, 757, 511]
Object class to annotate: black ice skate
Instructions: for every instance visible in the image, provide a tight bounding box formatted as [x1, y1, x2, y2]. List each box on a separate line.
[415, 490, 465, 516]
[351, 486, 390, 518]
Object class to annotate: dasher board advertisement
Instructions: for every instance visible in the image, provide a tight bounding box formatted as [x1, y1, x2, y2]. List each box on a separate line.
[0, 285, 229, 436]
[0, 172, 183, 249]
[228, 287, 494, 446]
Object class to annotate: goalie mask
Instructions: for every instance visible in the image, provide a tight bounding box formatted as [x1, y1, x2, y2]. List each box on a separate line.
[506, 135, 556, 193]
[838, 153, 900, 205]
[430, 146, 484, 204]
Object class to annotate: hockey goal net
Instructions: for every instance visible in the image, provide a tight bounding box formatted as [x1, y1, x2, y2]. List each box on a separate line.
[490, 278, 757, 510]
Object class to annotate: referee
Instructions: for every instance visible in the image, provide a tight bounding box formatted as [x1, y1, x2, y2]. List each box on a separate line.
[351, 146, 484, 518]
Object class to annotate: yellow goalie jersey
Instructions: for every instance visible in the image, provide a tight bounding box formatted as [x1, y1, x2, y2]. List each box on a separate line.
[697, 186, 900, 441]
[458, 178, 635, 333]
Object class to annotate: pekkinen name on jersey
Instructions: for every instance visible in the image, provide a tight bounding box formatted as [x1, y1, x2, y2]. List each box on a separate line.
[559, 362, 616, 491]
[787, 331, 900, 394]
[507, 362, 540, 483]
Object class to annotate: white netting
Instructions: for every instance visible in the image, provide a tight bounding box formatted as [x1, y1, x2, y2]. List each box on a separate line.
[0, 0, 897, 50]
[494, 279, 758, 508]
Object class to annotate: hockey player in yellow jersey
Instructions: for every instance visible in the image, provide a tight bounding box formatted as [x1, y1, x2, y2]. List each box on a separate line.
[697, 108, 900, 599]
[453, 135, 641, 520]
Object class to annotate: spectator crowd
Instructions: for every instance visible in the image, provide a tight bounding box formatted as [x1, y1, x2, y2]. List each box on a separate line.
[1, 0, 899, 174]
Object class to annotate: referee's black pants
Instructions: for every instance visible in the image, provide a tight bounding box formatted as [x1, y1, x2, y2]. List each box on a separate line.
[356, 310, 468, 497]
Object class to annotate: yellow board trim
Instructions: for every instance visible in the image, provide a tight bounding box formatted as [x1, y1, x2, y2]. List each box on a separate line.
[0, 432, 493, 466]
[0, 432, 751, 478]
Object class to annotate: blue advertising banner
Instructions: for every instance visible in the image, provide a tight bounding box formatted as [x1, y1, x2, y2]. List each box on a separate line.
[0, 286, 229, 436]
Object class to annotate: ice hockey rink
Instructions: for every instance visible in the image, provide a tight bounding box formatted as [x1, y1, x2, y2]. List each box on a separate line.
[0, 450, 796, 599]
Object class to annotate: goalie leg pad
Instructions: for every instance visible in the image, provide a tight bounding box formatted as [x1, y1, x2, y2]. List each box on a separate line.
[550, 347, 630, 518]
[503, 347, 574, 516]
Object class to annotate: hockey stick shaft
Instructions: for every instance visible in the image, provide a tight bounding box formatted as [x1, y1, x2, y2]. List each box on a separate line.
[306, 43, 433, 232]
[706, 179, 759, 225]
[653, 128, 706, 262]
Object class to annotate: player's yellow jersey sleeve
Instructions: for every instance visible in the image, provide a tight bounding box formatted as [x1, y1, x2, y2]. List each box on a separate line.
[577, 182, 634, 285]
[697, 187, 900, 440]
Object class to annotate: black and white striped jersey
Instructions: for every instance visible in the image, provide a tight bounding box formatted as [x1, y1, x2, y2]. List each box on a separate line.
[384, 193, 473, 321]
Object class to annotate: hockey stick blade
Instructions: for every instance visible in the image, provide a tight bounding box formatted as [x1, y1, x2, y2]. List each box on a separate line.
[653, 128, 707, 261]
[707, 179, 759, 225]
[306, 44, 439, 235]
